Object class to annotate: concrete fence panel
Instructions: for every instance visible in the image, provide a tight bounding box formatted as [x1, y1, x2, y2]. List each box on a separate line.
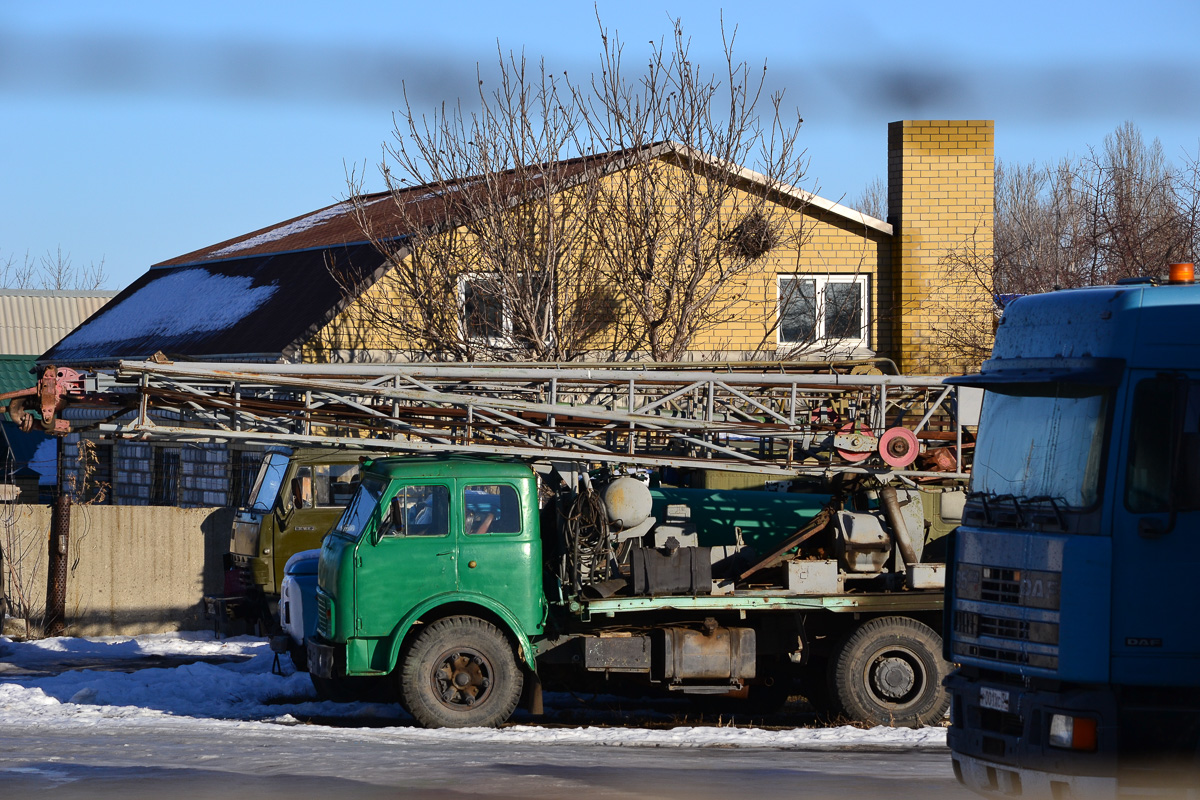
[1, 503, 234, 637]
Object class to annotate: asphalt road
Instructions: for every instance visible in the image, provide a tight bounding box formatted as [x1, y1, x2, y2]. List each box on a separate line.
[0, 721, 973, 799]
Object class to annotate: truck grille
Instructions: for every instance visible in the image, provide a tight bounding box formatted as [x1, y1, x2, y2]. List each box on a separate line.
[978, 615, 1027, 639]
[953, 641, 1058, 670]
[980, 568, 1021, 605]
[316, 593, 332, 639]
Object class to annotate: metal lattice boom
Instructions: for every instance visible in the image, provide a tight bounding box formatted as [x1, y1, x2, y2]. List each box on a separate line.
[62, 360, 972, 480]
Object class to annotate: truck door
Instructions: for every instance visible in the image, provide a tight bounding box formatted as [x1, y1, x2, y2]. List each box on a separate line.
[273, 462, 363, 590]
[1110, 372, 1200, 684]
[456, 480, 542, 631]
[355, 481, 457, 639]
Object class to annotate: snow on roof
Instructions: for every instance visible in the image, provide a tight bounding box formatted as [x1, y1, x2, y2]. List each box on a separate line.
[51, 269, 279, 360]
[207, 197, 389, 259]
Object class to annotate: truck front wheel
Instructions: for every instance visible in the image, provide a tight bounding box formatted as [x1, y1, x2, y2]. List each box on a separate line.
[400, 615, 524, 728]
[828, 616, 949, 727]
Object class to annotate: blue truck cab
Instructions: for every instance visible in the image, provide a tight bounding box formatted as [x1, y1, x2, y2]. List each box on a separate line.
[945, 270, 1200, 797]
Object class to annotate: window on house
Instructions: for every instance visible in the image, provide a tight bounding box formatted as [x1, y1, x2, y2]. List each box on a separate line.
[229, 450, 263, 508]
[152, 448, 181, 506]
[460, 272, 551, 345]
[778, 275, 868, 348]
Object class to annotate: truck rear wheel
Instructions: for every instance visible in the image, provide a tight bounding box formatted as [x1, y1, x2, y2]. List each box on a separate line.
[400, 615, 523, 729]
[828, 616, 949, 727]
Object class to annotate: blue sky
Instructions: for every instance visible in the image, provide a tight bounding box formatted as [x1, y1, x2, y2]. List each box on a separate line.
[2, 0, 1198, 290]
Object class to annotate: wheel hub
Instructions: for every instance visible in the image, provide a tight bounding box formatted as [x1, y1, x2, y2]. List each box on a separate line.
[872, 655, 917, 700]
[433, 649, 493, 709]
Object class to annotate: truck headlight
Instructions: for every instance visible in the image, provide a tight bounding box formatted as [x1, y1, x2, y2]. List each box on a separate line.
[1048, 714, 1097, 751]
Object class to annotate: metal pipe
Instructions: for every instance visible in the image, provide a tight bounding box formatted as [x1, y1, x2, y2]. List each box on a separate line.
[880, 485, 919, 567]
[114, 360, 955, 388]
[45, 492, 71, 636]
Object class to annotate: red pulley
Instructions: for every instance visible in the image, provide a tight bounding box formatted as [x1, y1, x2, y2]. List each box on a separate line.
[878, 427, 919, 468]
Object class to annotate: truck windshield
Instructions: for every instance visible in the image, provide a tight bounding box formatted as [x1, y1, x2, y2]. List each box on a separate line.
[246, 452, 289, 512]
[972, 385, 1109, 509]
[334, 476, 385, 539]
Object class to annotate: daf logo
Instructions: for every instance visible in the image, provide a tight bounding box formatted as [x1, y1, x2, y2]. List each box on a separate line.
[1021, 578, 1057, 600]
[1125, 637, 1163, 648]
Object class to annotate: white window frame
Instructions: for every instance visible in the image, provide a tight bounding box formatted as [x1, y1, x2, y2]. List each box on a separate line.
[777, 274, 869, 350]
[458, 271, 552, 347]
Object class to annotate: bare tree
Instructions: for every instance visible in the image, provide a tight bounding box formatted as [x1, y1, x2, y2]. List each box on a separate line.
[1, 248, 108, 291]
[931, 122, 1200, 365]
[328, 50, 618, 362]
[854, 176, 888, 222]
[575, 15, 808, 361]
[332, 14, 808, 363]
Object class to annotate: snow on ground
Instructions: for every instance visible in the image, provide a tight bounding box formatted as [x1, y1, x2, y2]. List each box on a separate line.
[0, 632, 947, 750]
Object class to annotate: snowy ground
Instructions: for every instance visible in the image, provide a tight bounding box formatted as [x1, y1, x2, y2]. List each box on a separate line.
[0, 631, 949, 750]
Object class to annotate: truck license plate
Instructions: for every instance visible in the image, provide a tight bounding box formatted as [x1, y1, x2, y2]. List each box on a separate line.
[979, 687, 1010, 712]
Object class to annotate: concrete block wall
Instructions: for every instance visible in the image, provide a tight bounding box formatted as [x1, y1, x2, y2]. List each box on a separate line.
[1, 503, 233, 637]
[888, 120, 994, 374]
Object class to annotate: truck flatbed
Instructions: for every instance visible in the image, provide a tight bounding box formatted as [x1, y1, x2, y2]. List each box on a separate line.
[574, 590, 942, 617]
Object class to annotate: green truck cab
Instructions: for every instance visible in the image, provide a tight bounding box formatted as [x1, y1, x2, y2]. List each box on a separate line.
[309, 454, 956, 729]
[310, 456, 544, 726]
[209, 448, 373, 628]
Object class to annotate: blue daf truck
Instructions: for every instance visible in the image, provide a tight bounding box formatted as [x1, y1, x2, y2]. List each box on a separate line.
[945, 263, 1200, 797]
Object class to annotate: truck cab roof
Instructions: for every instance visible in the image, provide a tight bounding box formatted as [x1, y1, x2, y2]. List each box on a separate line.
[363, 455, 536, 482]
[956, 282, 1200, 384]
[286, 447, 387, 465]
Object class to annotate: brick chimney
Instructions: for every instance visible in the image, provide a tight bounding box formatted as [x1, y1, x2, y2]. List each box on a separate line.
[887, 120, 994, 374]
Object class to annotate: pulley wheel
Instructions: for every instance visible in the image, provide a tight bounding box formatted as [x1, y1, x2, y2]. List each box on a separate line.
[835, 421, 873, 463]
[878, 427, 919, 468]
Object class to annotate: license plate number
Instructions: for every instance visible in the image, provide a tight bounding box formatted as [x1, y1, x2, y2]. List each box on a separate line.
[979, 687, 1010, 712]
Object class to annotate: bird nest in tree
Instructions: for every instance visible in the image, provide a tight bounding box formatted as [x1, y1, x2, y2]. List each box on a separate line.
[724, 212, 778, 261]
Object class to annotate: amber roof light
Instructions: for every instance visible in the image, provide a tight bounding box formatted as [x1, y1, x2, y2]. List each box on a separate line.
[1168, 263, 1195, 284]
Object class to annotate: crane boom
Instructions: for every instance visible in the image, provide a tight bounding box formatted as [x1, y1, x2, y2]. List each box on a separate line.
[6, 359, 973, 480]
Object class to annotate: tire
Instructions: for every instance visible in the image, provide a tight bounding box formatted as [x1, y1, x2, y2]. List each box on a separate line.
[827, 616, 950, 727]
[400, 616, 523, 729]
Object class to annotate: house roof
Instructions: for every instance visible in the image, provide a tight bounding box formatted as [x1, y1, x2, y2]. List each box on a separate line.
[157, 142, 891, 268]
[39, 244, 386, 365]
[44, 144, 891, 367]
[0, 289, 118, 356]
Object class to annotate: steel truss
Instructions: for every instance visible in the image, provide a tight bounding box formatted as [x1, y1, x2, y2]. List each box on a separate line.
[57, 360, 972, 481]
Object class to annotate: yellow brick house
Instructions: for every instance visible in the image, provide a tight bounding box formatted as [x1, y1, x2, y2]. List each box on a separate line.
[45, 120, 994, 378]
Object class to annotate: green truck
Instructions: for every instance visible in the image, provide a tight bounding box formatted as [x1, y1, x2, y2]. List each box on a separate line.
[308, 454, 960, 729]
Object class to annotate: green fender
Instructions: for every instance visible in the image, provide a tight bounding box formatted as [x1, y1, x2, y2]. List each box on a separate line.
[383, 591, 540, 673]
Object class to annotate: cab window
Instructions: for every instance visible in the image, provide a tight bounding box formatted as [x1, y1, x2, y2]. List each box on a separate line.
[1126, 376, 1200, 513]
[464, 484, 521, 535]
[293, 463, 364, 509]
[384, 484, 449, 537]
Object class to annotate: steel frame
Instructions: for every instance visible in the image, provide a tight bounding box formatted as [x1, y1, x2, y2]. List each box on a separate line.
[65, 360, 971, 481]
